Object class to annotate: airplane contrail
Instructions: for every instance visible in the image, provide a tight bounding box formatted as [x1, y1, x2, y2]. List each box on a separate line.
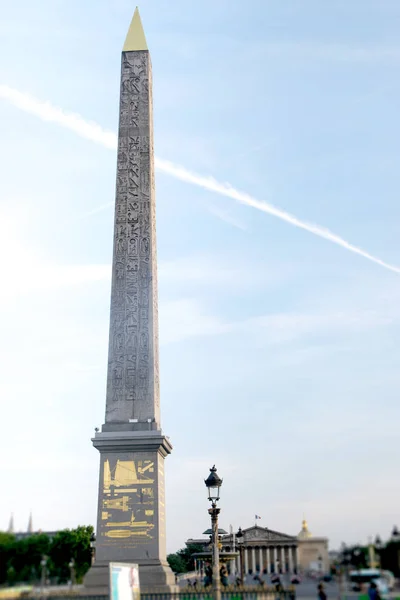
[0, 84, 399, 275]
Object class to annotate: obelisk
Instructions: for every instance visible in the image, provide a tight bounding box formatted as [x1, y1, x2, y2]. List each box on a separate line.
[84, 8, 176, 593]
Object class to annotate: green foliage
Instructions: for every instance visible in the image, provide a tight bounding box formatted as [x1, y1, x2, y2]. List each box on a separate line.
[380, 540, 400, 576]
[0, 533, 15, 584]
[50, 525, 93, 583]
[342, 545, 369, 569]
[0, 526, 94, 586]
[167, 543, 204, 574]
[167, 553, 187, 574]
[9, 534, 51, 585]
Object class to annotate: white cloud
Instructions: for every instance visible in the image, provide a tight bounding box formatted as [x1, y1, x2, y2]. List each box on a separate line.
[246, 41, 400, 65]
[0, 208, 111, 300]
[2, 260, 110, 300]
[159, 298, 230, 344]
[239, 308, 394, 343]
[160, 297, 397, 347]
[1, 85, 399, 275]
[207, 205, 248, 231]
[159, 254, 266, 288]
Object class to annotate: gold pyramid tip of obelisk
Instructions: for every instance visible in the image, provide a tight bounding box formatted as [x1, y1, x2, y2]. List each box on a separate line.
[123, 7, 148, 51]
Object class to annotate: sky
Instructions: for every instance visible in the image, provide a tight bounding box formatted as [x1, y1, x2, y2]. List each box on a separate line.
[1, 0, 400, 553]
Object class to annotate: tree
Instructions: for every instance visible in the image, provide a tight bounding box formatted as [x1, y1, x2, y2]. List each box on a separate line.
[0, 526, 94, 585]
[348, 546, 368, 569]
[50, 526, 94, 583]
[381, 541, 400, 577]
[0, 533, 15, 584]
[167, 553, 187, 574]
[2, 533, 50, 585]
[167, 544, 204, 574]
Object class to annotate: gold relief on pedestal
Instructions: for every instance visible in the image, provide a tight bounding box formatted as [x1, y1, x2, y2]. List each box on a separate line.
[100, 457, 157, 547]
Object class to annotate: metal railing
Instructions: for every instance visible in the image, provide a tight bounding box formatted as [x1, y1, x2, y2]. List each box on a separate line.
[142, 590, 295, 600]
[0, 588, 296, 600]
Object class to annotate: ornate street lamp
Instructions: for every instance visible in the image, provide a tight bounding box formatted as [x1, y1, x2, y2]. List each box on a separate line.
[69, 558, 76, 588]
[353, 547, 363, 573]
[375, 535, 382, 569]
[236, 527, 244, 585]
[205, 465, 223, 600]
[338, 545, 352, 597]
[205, 465, 222, 504]
[392, 526, 400, 542]
[90, 532, 96, 565]
[40, 555, 47, 593]
[318, 554, 323, 574]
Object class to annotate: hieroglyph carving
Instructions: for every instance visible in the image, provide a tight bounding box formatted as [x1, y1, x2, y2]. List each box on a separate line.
[105, 50, 160, 426]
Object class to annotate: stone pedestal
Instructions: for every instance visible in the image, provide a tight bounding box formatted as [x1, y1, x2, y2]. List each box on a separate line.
[84, 431, 176, 593]
[84, 561, 176, 594]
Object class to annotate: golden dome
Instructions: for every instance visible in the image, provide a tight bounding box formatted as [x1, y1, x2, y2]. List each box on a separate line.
[298, 518, 312, 539]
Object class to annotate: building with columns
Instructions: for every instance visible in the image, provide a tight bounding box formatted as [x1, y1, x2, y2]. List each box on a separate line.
[187, 519, 329, 577]
[187, 525, 299, 576]
[225, 526, 299, 575]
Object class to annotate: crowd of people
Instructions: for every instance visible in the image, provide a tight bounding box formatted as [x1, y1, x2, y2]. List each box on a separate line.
[184, 566, 388, 600]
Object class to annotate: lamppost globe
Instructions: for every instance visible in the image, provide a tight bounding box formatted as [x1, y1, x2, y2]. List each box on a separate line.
[236, 527, 243, 544]
[204, 465, 223, 504]
[375, 536, 382, 551]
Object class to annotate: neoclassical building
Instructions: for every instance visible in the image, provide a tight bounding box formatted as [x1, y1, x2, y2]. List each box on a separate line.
[297, 519, 329, 573]
[186, 519, 329, 576]
[187, 525, 299, 575]
[224, 526, 299, 574]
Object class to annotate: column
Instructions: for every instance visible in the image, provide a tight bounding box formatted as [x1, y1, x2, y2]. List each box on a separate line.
[259, 547, 263, 573]
[295, 546, 299, 573]
[244, 547, 249, 574]
[281, 547, 285, 573]
[288, 547, 293, 573]
[230, 558, 236, 577]
[273, 547, 277, 573]
[252, 547, 256, 572]
[266, 547, 270, 573]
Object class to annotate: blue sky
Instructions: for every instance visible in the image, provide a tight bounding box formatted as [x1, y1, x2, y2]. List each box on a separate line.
[1, 0, 400, 552]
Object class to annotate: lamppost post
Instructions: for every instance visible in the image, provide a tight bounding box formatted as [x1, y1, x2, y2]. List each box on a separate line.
[318, 554, 323, 574]
[205, 465, 223, 600]
[375, 536, 382, 570]
[236, 527, 244, 585]
[354, 547, 362, 573]
[40, 555, 47, 594]
[339, 547, 351, 600]
[69, 558, 76, 588]
[90, 532, 96, 566]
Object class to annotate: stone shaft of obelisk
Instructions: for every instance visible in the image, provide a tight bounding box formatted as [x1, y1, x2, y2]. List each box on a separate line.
[105, 49, 160, 428]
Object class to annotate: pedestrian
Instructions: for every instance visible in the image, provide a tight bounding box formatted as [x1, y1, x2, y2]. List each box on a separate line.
[317, 582, 327, 600]
[220, 564, 228, 587]
[275, 580, 284, 600]
[368, 581, 381, 600]
[204, 563, 213, 587]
